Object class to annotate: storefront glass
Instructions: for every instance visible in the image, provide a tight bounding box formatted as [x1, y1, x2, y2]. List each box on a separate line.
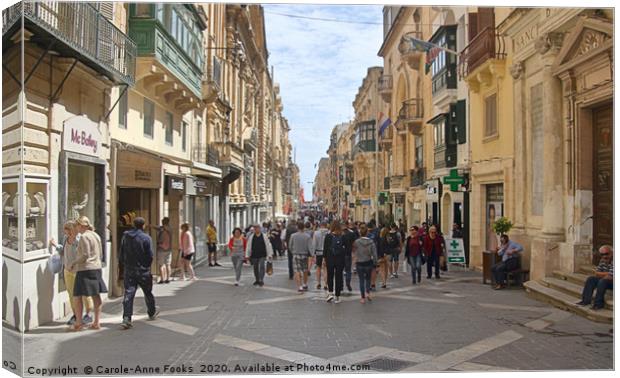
[68, 162, 96, 222]
[193, 196, 209, 260]
[25, 181, 48, 253]
[2, 182, 19, 253]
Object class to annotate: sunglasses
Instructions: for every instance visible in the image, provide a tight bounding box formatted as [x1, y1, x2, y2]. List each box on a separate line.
[601, 253, 610, 256]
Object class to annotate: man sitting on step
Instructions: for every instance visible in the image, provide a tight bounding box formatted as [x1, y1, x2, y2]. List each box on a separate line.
[577, 245, 613, 311]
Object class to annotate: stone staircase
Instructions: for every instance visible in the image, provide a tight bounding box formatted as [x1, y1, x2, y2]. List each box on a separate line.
[524, 265, 613, 324]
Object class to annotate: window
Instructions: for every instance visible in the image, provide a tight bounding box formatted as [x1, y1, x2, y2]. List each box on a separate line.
[118, 89, 127, 129]
[135, 4, 152, 17]
[484, 93, 498, 137]
[182, 121, 188, 152]
[415, 136, 423, 168]
[433, 120, 445, 147]
[165, 112, 173, 145]
[2, 181, 19, 253]
[143, 99, 154, 138]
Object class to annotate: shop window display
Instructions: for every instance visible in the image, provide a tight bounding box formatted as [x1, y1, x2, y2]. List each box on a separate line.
[68, 163, 96, 222]
[2, 182, 19, 252]
[25, 182, 48, 252]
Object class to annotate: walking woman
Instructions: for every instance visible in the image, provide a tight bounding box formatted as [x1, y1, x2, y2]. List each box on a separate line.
[404, 225, 423, 284]
[352, 224, 378, 303]
[49, 221, 94, 326]
[179, 223, 197, 280]
[228, 227, 247, 286]
[376, 227, 390, 289]
[323, 220, 346, 303]
[423, 225, 446, 279]
[70, 216, 107, 331]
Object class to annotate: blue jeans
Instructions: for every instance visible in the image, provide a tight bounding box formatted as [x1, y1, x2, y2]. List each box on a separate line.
[251, 257, 266, 283]
[123, 270, 156, 321]
[344, 255, 352, 287]
[408, 255, 422, 283]
[356, 263, 373, 298]
[581, 276, 613, 307]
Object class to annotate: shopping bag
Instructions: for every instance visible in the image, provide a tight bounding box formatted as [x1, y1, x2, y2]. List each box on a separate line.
[266, 261, 273, 276]
[47, 253, 63, 274]
[440, 255, 447, 271]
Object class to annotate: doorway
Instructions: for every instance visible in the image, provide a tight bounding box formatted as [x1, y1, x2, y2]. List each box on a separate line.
[592, 103, 613, 256]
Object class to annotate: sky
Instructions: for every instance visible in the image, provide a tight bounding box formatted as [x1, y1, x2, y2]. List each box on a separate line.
[263, 4, 384, 200]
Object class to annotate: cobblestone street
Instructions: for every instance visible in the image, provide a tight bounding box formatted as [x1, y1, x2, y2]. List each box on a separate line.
[4, 258, 613, 375]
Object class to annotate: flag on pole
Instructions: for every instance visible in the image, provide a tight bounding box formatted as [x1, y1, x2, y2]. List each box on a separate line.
[403, 35, 446, 74]
[377, 112, 392, 138]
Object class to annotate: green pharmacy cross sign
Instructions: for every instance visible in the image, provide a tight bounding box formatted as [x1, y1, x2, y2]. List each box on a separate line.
[443, 169, 465, 191]
[450, 239, 459, 249]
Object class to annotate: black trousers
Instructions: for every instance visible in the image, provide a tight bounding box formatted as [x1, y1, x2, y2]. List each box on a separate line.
[492, 258, 520, 284]
[287, 250, 294, 278]
[427, 252, 441, 278]
[326, 258, 345, 296]
[123, 270, 156, 321]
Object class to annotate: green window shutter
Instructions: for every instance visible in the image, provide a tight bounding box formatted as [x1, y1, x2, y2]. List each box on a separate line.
[447, 103, 457, 146]
[456, 99, 466, 144]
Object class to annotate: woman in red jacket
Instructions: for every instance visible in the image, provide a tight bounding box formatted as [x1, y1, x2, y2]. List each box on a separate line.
[228, 227, 247, 286]
[423, 226, 446, 279]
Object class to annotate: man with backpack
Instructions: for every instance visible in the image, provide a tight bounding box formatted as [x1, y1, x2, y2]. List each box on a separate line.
[386, 223, 402, 278]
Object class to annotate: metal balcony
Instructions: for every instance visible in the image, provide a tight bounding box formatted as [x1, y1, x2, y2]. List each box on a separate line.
[459, 26, 506, 79]
[191, 145, 220, 166]
[410, 168, 426, 187]
[398, 98, 424, 134]
[398, 31, 424, 71]
[3, 1, 136, 85]
[378, 74, 393, 102]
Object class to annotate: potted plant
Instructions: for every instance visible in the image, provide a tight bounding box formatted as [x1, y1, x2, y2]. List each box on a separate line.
[492, 217, 513, 236]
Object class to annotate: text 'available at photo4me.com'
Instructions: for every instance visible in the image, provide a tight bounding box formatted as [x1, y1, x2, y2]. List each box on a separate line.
[25, 362, 372, 376]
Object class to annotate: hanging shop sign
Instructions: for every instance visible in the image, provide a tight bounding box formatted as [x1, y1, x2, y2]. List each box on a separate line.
[443, 169, 465, 192]
[63, 116, 102, 157]
[166, 175, 185, 194]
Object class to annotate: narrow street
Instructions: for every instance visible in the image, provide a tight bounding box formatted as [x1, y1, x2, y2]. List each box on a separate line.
[5, 258, 612, 375]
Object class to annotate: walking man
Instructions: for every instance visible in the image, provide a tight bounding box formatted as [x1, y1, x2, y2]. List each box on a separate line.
[289, 222, 313, 293]
[155, 217, 172, 284]
[312, 221, 329, 289]
[245, 224, 273, 287]
[119, 217, 159, 329]
[323, 221, 346, 303]
[423, 225, 446, 280]
[342, 221, 359, 292]
[206, 220, 221, 267]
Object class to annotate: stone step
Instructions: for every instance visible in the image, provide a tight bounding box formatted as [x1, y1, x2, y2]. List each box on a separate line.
[524, 281, 613, 324]
[552, 270, 590, 286]
[541, 277, 613, 310]
[578, 265, 597, 276]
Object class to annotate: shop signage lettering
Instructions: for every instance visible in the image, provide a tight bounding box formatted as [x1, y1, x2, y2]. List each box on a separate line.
[135, 170, 152, 181]
[170, 178, 184, 191]
[445, 238, 466, 264]
[513, 24, 538, 53]
[63, 116, 102, 157]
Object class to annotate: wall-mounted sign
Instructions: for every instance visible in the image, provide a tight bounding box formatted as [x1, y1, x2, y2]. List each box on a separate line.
[361, 199, 371, 206]
[116, 150, 161, 189]
[63, 115, 102, 157]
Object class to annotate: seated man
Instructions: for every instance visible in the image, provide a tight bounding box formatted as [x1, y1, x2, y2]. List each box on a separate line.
[491, 234, 523, 290]
[577, 245, 613, 310]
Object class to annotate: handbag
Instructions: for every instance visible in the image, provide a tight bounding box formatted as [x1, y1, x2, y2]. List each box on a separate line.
[440, 255, 447, 271]
[47, 253, 63, 274]
[266, 261, 273, 276]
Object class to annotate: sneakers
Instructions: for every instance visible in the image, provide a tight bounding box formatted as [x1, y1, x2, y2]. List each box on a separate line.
[234, 281, 239, 286]
[258, 281, 264, 287]
[334, 297, 341, 304]
[66, 315, 76, 326]
[148, 306, 160, 321]
[214, 262, 222, 267]
[253, 281, 259, 286]
[164, 280, 170, 284]
[575, 301, 588, 306]
[298, 287, 305, 294]
[120, 318, 133, 329]
[326, 293, 334, 302]
[82, 313, 93, 324]
[302, 285, 308, 291]
[209, 263, 214, 267]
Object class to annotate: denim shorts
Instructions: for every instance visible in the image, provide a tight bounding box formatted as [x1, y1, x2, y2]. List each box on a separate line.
[390, 251, 400, 262]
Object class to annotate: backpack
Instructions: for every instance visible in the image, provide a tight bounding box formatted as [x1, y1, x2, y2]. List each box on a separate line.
[331, 234, 346, 257]
[386, 232, 399, 251]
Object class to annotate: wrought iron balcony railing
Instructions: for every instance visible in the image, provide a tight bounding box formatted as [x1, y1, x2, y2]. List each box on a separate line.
[3, 1, 136, 85]
[459, 26, 506, 78]
[398, 98, 424, 134]
[192, 145, 220, 166]
[410, 168, 426, 187]
[378, 74, 393, 102]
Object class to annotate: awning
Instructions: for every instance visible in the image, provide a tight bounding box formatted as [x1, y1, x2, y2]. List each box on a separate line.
[191, 161, 222, 179]
[427, 112, 449, 125]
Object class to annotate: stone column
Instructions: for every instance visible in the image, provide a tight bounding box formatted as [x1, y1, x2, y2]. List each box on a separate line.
[510, 61, 526, 231]
[536, 32, 565, 238]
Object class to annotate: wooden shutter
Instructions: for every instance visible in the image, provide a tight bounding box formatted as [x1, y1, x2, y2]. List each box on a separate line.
[478, 7, 495, 32]
[456, 99, 466, 144]
[468, 13, 478, 42]
[98, 2, 114, 20]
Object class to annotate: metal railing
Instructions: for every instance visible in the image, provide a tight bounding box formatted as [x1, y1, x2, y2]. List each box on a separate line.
[399, 98, 424, 122]
[192, 145, 220, 166]
[410, 168, 425, 187]
[4, 1, 136, 85]
[459, 26, 506, 78]
[378, 74, 393, 92]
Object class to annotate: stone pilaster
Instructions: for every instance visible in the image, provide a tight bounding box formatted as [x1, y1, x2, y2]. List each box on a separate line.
[510, 61, 526, 231]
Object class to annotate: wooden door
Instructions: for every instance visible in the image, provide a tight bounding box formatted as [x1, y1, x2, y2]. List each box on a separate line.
[593, 104, 613, 255]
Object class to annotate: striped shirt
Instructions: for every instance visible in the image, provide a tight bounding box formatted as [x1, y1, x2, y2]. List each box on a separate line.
[596, 261, 613, 277]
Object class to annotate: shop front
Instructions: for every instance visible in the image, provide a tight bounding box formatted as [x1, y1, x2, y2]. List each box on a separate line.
[186, 177, 220, 263]
[112, 149, 162, 296]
